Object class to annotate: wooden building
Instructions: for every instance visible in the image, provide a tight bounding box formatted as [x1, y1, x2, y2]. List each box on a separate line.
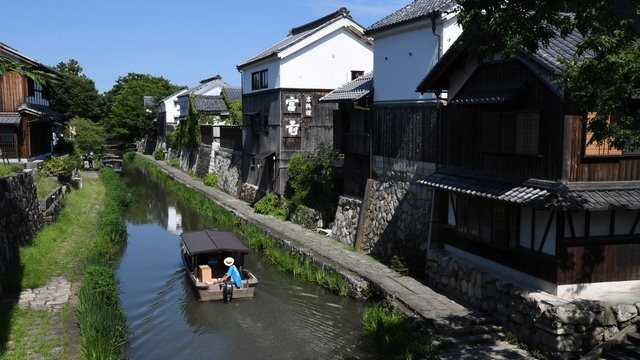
[236, 7, 373, 197]
[416, 31, 640, 296]
[320, 72, 372, 198]
[0, 42, 60, 161]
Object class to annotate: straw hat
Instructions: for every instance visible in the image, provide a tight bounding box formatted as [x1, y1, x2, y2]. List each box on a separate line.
[223, 257, 234, 266]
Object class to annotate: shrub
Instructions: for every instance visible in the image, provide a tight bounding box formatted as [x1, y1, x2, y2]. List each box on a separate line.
[153, 149, 165, 160]
[39, 155, 79, 178]
[203, 172, 218, 187]
[253, 192, 289, 220]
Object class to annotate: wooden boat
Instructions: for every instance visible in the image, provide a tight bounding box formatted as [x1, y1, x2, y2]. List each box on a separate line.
[180, 229, 258, 301]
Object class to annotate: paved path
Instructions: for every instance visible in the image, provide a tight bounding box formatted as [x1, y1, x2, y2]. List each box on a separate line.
[142, 154, 536, 359]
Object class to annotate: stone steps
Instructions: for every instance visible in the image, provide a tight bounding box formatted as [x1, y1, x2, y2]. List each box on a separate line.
[601, 328, 640, 360]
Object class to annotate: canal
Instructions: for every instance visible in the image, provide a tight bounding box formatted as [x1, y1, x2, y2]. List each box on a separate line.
[116, 165, 377, 359]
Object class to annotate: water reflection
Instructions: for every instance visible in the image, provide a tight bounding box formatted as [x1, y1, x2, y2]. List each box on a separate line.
[117, 165, 376, 359]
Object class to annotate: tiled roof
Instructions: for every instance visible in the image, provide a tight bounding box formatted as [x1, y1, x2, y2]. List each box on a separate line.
[237, 8, 356, 68]
[417, 171, 551, 206]
[319, 72, 373, 102]
[418, 171, 640, 210]
[194, 95, 227, 113]
[223, 86, 242, 102]
[0, 113, 21, 124]
[365, 0, 454, 34]
[526, 27, 584, 74]
[17, 103, 60, 117]
[187, 76, 230, 95]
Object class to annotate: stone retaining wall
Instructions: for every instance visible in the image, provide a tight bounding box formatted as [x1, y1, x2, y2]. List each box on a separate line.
[427, 250, 640, 360]
[0, 171, 65, 297]
[332, 178, 433, 272]
[209, 147, 241, 196]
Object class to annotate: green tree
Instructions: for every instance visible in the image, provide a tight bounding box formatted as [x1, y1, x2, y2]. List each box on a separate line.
[221, 88, 242, 125]
[456, 0, 640, 150]
[68, 116, 107, 155]
[50, 59, 107, 122]
[287, 143, 342, 215]
[0, 57, 58, 86]
[103, 73, 181, 143]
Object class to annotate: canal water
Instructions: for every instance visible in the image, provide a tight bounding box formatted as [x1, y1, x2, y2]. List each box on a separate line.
[116, 165, 377, 359]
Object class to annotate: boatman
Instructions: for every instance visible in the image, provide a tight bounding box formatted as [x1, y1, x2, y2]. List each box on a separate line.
[217, 257, 242, 288]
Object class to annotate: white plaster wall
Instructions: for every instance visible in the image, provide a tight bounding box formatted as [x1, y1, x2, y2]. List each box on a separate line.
[239, 61, 280, 94]
[372, 11, 461, 103]
[279, 30, 372, 89]
[240, 18, 372, 93]
[520, 208, 556, 255]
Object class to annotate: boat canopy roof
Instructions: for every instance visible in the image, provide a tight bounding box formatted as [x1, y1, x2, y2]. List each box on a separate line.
[180, 229, 249, 255]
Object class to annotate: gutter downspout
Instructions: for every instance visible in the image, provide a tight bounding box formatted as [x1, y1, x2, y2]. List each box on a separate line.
[426, 12, 441, 268]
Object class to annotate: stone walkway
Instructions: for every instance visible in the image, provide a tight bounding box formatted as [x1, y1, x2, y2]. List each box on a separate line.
[141, 153, 537, 359]
[10, 277, 73, 311]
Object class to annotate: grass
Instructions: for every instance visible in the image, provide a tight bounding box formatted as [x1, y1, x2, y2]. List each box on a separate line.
[34, 175, 61, 200]
[361, 302, 436, 360]
[0, 174, 105, 359]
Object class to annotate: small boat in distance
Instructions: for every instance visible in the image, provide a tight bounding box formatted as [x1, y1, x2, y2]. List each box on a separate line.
[180, 229, 258, 301]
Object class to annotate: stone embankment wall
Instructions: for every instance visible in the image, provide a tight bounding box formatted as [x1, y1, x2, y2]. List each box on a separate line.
[209, 147, 241, 196]
[0, 171, 65, 297]
[332, 157, 435, 271]
[427, 250, 640, 360]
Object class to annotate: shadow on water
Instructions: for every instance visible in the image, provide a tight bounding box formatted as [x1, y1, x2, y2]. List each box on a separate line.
[118, 165, 378, 359]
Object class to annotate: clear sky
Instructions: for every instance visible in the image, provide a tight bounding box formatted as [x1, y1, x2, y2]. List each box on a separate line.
[3, 0, 407, 93]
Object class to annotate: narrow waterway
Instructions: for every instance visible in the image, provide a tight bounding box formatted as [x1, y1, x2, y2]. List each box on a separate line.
[116, 165, 377, 359]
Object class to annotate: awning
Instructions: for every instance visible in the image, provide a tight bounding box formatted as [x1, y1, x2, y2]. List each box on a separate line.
[418, 171, 640, 210]
[417, 172, 550, 206]
[180, 229, 249, 255]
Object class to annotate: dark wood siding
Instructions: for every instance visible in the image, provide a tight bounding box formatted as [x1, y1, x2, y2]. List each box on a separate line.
[0, 72, 27, 111]
[557, 242, 640, 284]
[372, 103, 439, 163]
[563, 114, 640, 181]
[440, 61, 565, 180]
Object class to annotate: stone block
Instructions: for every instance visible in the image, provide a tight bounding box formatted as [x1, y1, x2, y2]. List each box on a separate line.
[613, 303, 638, 323]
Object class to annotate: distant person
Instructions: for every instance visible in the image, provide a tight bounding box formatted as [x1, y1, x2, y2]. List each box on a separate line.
[87, 152, 94, 169]
[217, 257, 242, 288]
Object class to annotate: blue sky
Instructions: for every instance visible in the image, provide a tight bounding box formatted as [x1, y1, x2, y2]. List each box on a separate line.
[3, 0, 407, 93]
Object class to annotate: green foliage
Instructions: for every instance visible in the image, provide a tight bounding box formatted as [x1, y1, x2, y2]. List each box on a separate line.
[53, 136, 75, 155]
[0, 57, 58, 87]
[253, 192, 289, 220]
[168, 159, 180, 168]
[103, 72, 181, 143]
[38, 155, 78, 178]
[153, 148, 165, 160]
[361, 303, 435, 360]
[0, 164, 23, 177]
[50, 59, 107, 122]
[456, 0, 640, 150]
[75, 167, 131, 358]
[68, 116, 107, 156]
[77, 266, 127, 359]
[221, 89, 242, 125]
[203, 172, 218, 187]
[390, 255, 409, 276]
[165, 130, 178, 149]
[287, 143, 342, 220]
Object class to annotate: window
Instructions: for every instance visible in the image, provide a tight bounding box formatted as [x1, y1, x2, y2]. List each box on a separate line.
[251, 69, 268, 90]
[481, 111, 540, 155]
[584, 112, 624, 156]
[455, 197, 519, 249]
[351, 70, 364, 80]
